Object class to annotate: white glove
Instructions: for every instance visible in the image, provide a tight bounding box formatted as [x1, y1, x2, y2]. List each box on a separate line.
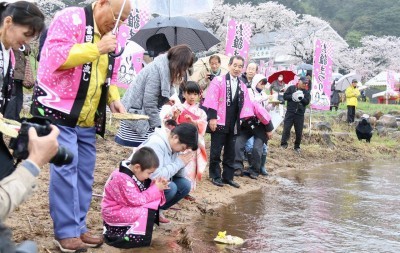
[296, 90, 304, 101]
[292, 90, 304, 102]
[292, 93, 300, 102]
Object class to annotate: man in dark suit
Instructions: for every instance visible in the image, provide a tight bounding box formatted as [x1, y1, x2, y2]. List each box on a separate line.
[203, 55, 254, 188]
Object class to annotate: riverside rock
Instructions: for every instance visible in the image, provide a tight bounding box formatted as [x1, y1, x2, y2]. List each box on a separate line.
[376, 114, 397, 128]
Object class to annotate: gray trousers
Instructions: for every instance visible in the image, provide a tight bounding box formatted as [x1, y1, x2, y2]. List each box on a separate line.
[234, 129, 264, 174]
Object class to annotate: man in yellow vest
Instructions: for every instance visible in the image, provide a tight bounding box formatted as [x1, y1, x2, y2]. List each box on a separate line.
[345, 79, 360, 123]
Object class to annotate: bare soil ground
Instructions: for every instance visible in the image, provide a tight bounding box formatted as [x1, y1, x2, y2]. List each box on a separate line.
[5, 121, 399, 253]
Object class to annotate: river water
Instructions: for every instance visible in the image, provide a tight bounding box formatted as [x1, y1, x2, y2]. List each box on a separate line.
[137, 160, 400, 253]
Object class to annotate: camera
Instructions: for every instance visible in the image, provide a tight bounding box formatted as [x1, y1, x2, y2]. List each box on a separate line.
[9, 117, 73, 166]
[208, 73, 216, 81]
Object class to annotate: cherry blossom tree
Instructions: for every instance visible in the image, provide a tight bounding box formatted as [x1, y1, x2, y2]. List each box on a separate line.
[193, 0, 298, 52]
[339, 36, 400, 79]
[273, 15, 348, 65]
[37, 0, 66, 21]
[194, 1, 350, 68]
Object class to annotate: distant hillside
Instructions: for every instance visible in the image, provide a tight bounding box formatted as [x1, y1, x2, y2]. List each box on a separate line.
[224, 0, 400, 47]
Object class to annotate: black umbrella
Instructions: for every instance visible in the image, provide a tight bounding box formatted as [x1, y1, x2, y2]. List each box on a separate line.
[145, 34, 171, 58]
[132, 16, 220, 53]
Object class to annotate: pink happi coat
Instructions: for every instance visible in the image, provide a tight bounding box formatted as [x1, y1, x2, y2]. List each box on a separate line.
[101, 170, 165, 235]
[202, 75, 254, 125]
[36, 7, 120, 114]
[163, 102, 208, 190]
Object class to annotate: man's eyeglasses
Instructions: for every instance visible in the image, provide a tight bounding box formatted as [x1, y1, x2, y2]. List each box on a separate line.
[108, 2, 124, 26]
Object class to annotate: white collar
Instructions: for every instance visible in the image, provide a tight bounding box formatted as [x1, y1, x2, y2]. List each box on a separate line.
[1, 42, 11, 56]
[230, 75, 238, 82]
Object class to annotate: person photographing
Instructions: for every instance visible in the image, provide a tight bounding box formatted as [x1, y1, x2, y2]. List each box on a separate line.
[0, 116, 60, 219]
[280, 77, 311, 153]
[0, 2, 59, 252]
[1, 113, 60, 253]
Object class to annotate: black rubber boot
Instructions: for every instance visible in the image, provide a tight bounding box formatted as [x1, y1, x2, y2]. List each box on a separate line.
[260, 154, 268, 176]
[246, 152, 253, 167]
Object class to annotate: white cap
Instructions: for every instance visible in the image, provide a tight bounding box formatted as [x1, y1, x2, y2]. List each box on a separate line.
[361, 114, 369, 119]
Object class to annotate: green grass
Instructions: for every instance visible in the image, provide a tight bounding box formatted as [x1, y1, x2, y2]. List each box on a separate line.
[371, 136, 399, 148]
[355, 101, 400, 113]
[311, 101, 400, 117]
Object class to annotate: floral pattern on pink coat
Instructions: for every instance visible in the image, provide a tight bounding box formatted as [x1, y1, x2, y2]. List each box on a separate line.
[163, 102, 208, 190]
[202, 75, 254, 125]
[36, 7, 120, 115]
[101, 170, 165, 235]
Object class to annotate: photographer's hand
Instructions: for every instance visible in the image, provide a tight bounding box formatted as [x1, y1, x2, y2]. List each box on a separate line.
[27, 125, 60, 167]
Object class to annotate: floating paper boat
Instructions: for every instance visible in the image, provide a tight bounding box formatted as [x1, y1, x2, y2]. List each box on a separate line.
[213, 231, 244, 245]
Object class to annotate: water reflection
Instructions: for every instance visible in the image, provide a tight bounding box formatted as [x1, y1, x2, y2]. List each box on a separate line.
[111, 160, 400, 252]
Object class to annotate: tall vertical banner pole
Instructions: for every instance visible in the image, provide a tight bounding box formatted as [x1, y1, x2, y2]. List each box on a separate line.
[309, 107, 312, 137]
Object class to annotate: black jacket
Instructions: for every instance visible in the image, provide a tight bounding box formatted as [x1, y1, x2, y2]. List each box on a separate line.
[283, 85, 311, 115]
[240, 73, 251, 88]
[37, 27, 48, 62]
[356, 119, 373, 134]
[242, 117, 274, 144]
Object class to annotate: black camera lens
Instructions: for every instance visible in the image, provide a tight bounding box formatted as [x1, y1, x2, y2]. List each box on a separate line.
[49, 146, 74, 166]
[9, 117, 74, 166]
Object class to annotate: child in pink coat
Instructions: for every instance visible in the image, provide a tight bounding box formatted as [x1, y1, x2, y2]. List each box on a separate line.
[163, 81, 208, 191]
[101, 147, 169, 248]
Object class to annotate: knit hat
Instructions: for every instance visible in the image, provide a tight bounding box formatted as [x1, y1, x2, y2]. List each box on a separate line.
[299, 76, 307, 83]
[251, 74, 268, 90]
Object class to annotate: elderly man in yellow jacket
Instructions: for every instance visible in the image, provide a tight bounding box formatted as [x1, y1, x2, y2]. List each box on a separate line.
[345, 79, 361, 123]
[30, 0, 130, 251]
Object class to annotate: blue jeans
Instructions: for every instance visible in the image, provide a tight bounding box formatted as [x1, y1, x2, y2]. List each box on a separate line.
[50, 126, 96, 239]
[161, 177, 191, 210]
[245, 137, 267, 155]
